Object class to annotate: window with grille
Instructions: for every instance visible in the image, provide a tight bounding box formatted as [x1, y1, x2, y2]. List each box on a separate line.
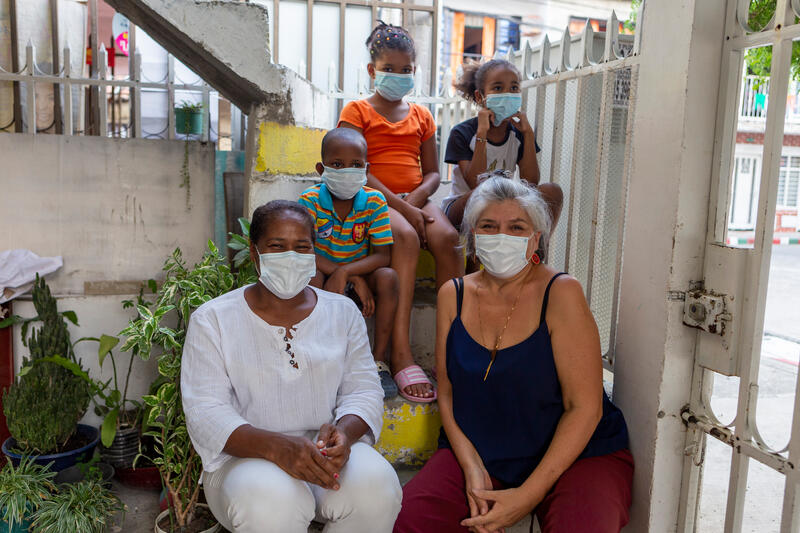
[777, 154, 800, 207]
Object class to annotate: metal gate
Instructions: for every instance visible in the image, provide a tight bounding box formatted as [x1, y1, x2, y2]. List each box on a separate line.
[508, 13, 640, 371]
[678, 1, 800, 531]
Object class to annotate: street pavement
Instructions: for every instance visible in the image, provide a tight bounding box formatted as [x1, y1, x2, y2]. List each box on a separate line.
[698, 245, 800, 532]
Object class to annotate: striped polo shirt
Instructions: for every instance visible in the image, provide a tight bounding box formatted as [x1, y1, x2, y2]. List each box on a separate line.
[298, 184, 393, 263]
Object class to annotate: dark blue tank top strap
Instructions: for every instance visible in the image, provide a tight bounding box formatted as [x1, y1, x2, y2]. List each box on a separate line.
[539, 272, 568, 326]
[452, 277, 464, 317]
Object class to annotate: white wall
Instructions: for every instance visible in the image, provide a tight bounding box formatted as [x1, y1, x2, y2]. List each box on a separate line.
[0, 134, 215, 295]
[1, 134, 215, 427]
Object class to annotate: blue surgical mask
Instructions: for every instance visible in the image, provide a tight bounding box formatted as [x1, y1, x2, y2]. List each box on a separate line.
[322, 166, 367, 200]
[374, 71, 414, 101]
[485, 93, 523, 126]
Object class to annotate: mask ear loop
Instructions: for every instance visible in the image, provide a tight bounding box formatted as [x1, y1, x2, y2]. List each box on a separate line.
[254, 246, 263, 276]
[525, 232, 542, 265]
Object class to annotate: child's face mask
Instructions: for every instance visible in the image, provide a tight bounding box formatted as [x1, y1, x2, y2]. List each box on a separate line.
[321, 166, 368, 200]
[484, 93, 523, 126]
[374, 71, 415, 101]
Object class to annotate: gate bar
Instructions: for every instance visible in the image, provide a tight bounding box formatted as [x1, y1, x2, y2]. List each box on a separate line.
[724, 1, 794, 531]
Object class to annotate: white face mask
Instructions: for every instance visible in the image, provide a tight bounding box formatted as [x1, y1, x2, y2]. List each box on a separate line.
[474, 233, 535, 279]
[256, 249, 317, 299]
[321, 166, 367, 200]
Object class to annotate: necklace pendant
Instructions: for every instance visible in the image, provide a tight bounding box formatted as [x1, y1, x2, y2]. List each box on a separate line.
[483, 350, 497, 381]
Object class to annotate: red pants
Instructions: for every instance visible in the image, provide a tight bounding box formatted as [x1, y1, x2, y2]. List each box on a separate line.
[393, 448, 633, 533]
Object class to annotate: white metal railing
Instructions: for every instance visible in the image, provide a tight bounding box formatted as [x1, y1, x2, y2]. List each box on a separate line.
[0, 40, 240, 144]
[507, 10, 641, 370]
[739, 74, 800, 125]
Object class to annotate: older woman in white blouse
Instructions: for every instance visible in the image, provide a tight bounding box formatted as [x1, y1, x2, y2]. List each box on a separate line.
[181, 200, 401, 533]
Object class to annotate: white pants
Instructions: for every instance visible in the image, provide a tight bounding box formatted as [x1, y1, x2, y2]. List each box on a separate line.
[203, 443, 402, 533]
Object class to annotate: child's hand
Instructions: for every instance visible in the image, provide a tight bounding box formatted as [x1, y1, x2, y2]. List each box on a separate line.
[404, 188, 429, 209]
[349, 275, 375, 317]
[511, 111, 533, 135]
[402, 205, 435, 247]
[477, 108, 494, 136]
[324, 268, 349, 295]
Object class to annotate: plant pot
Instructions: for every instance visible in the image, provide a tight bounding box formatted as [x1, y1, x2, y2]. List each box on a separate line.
[0, 516, 32, 533]
[1, 424, 100, 472]
[54, 462, 115, 489]
[154, 504, 220, 533]
[115, 465, 162, 490]
[174, 108, 203, 135]
[99, 425, 140, 469]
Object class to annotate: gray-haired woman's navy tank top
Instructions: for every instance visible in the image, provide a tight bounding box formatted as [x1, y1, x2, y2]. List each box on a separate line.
[438, 273, 629, 487]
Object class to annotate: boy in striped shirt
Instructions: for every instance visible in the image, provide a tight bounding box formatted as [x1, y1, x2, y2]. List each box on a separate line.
[299, 128, 399, 398]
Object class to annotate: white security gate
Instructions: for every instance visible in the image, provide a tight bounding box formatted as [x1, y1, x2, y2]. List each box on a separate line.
[678, 1, 800, 531]
[509, 15, 640, 369]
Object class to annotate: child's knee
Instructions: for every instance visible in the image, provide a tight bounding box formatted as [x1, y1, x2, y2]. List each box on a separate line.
[310, 270, 325, 288]
[429, 224, 460, 251]
[393, 224, 420, 250]
[538, 182, 564, 206]
[374, 267, 399, 294]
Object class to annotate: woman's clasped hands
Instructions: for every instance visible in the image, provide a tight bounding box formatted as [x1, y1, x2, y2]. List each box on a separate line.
[270, 422, 353, 491]
[461, 463, 547, 533]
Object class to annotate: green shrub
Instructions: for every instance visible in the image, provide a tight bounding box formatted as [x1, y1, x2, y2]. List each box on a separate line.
[29, 480, 122, 533]
[2, 276, 90, 454]
[126, 242, 236, 529]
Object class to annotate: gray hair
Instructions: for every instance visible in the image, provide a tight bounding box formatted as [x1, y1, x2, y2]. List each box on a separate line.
[461, 176, 552, 257]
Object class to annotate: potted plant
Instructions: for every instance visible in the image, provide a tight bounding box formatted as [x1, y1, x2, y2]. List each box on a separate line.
[28, 479, 122, 533]
[54, 454, 115, 490]
[0, 456, 56, 533]
[1, 276, 97, 472]
[174, 100, 203, 136]
[174, 100, 203, 211]
[124, 242, 235, 532]
[80, 332, 143, 470]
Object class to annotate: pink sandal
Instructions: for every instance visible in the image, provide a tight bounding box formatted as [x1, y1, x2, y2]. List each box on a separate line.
[394, 365, 437, 403]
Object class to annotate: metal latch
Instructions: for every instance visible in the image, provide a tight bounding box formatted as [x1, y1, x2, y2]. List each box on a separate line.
[683, 288, 731, 336]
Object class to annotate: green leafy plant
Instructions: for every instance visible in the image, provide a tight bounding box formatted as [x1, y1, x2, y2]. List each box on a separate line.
[226, 217, 258, 286]
[2, 276, 91, 454]
[0, 456, 56, 530]
[28, 480, 122, 533]
[124, 242, 235, 530]
[623, 0, 642, 32]
[177, 100, 202, 114]
[19, 282, 163, 452]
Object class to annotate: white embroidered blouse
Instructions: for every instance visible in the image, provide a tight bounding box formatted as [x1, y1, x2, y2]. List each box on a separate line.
[181, 285, 383, 473]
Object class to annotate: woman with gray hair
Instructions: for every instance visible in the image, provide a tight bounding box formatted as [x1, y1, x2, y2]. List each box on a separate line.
[394, 177, 632, 533]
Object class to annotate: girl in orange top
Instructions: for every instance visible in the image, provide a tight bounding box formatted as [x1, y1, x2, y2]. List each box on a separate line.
[339, 22, 463, 403]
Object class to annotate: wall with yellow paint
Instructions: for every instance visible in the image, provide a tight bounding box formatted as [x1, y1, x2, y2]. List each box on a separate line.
[254, 121, 327, 175]
[375, 398, 442, 467]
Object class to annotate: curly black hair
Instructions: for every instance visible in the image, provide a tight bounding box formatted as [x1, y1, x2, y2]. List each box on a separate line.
[365, 20, 416, 62]
[454, 59, 520, 103]
[250, 200, 316, 246]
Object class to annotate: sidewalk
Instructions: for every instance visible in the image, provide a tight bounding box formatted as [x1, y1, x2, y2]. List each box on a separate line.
[727, 230, 800, 245]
